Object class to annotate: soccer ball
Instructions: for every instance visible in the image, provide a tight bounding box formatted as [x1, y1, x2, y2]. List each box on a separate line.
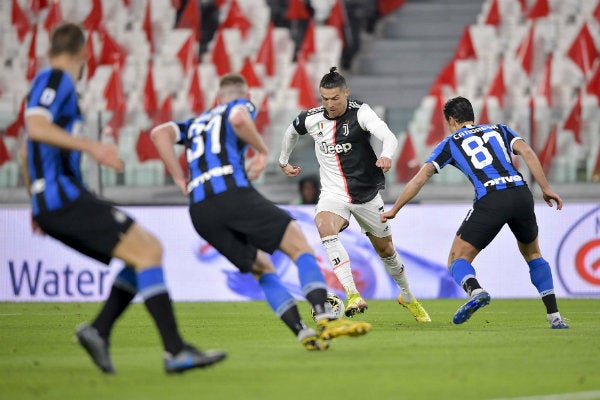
[311, 292, 346, 321]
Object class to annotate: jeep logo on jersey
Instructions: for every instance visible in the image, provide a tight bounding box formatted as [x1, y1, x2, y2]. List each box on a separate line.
[320, 142, 352, 154]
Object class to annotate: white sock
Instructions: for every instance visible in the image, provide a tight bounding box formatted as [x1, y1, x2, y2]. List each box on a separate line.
[321, 235, 358, 295]
[381, 252, 414, 302]
[547, 312, 561, 323]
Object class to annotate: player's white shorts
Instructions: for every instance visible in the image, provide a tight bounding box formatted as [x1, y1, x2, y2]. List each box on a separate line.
[315, 192, 392, 238]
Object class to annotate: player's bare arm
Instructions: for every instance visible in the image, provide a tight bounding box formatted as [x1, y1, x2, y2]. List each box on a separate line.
[279, 124, 302, 177]
[229, 105, 268, 180]
[25, 114, 124, 171]
[380, 163, 436, 222]
[18, 141, 45, 235]
[151, 122, 188, 195]
[513, 139, 563, 210]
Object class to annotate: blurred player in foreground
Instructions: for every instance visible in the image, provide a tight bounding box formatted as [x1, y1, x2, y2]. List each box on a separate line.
[150, 73, 371, 351]
[21, 23, 226, 374]
[279, 67, 430, 322]
[381, 96, 569, 329]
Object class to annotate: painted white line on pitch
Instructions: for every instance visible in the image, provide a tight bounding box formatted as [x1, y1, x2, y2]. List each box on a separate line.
[488, 390, 600, 400]
[0, 313, 23, 316]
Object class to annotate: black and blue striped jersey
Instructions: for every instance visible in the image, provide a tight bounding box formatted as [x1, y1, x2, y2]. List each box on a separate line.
[175, 98, 257, 203]
[25, 68, 85, 216]
[426, 123, 526, 201]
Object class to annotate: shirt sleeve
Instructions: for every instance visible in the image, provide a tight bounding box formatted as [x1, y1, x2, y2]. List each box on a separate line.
[25, 70, 73, 123]
[279, 123, 300, 165]
[292, 110, 308, 135]
[499, 124, 523, 155]
[233, 98, 257, 119]
[426, 138, 452, 173]
[357, 103, 398, 159]
[173, 120, 191, 144]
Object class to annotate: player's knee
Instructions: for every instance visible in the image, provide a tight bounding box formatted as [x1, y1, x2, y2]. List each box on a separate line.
[149, 236, 163, 259]
[137, 230, 163, 265]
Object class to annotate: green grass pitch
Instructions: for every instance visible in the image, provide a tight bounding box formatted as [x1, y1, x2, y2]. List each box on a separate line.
[1, 299, 599, 400]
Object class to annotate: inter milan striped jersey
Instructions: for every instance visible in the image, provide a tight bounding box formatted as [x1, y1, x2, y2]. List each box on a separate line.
[292, 101, 386, 204]
[174, 98, 257, 203]
[427, 123, 526, 201]
[25, 68, 85, 216]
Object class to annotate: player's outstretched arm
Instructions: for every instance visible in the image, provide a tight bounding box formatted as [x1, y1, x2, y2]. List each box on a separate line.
[229, 105, 268, 180]
[278, 124, 302, 177]
[513, 139, 563, 210]
[151, 122, 187, 195]
[25, 114, 124, 171]
[380, 163, 435, 222]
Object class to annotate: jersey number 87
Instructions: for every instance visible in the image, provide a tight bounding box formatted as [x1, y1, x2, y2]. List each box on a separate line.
[461, 131, 511, 170]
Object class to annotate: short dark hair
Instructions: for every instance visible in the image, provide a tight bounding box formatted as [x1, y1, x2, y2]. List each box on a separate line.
[443, 96, 475, 123]
[49, 23, 86, 57]
[219, 73, 247, 89]
[319, 67, 347, 89]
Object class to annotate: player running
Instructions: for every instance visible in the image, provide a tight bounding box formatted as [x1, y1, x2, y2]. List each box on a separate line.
[151, 73, 371, 350]
[279, 67, 430, 323]
[381, 96, 569, 329]
[21, 23, 226, 374]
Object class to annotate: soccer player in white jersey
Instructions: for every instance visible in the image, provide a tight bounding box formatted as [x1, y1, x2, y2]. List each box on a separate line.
[279, 67, 430, 322]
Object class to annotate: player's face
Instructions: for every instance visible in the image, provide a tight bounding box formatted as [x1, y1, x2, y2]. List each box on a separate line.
[320, 87, 349, 118]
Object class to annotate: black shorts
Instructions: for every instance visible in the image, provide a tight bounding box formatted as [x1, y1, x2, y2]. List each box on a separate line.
[457, 185, 538, 250]
[189, 187, 293, 273]
[34, 191, 135, 265]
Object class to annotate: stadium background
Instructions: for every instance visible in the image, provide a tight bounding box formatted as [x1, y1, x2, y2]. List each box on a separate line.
[0, 0, 598, 300]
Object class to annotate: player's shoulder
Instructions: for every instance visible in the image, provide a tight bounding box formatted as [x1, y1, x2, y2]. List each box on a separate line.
[305, 105, 325, 117]
[348, 99, 364, 110]
[296, 106, 324, 125]
[230, 97, 256, 113]
[31, 68, 70, 89]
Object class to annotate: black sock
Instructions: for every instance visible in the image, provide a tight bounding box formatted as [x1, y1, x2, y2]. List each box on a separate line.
[143, 292, 184, 355]
[463, 278, 482, 297]
[305, 288, 328, 315]
[92, 286, 135, 339]
[280, 305, 307, 336]
[541, 294, 559, 314]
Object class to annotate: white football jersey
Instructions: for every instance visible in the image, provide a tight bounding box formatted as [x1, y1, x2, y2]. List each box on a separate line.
[291, 101, 390, 204]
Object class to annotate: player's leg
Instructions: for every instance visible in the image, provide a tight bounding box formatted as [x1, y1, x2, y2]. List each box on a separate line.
[517, 238, 568, 328]
[447, 235, 491, 324]
[114, 222, 226, 372]
[277, 221, 330, 318]
[448, 195, 509, 324]
[90, 265, 137, 338]
[315, 198, 366, 315]
[353, 194, 430, 321]
[508, 188, 568, 329]
[250, 250, 328, 350]
[75, 265, 137, 374]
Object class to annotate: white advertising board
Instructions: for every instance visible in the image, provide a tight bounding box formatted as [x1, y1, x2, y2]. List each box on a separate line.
[1, 203, 599, 302]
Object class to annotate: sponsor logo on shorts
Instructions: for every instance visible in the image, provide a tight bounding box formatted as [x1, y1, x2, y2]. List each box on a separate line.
[111, 209, 127, 224]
